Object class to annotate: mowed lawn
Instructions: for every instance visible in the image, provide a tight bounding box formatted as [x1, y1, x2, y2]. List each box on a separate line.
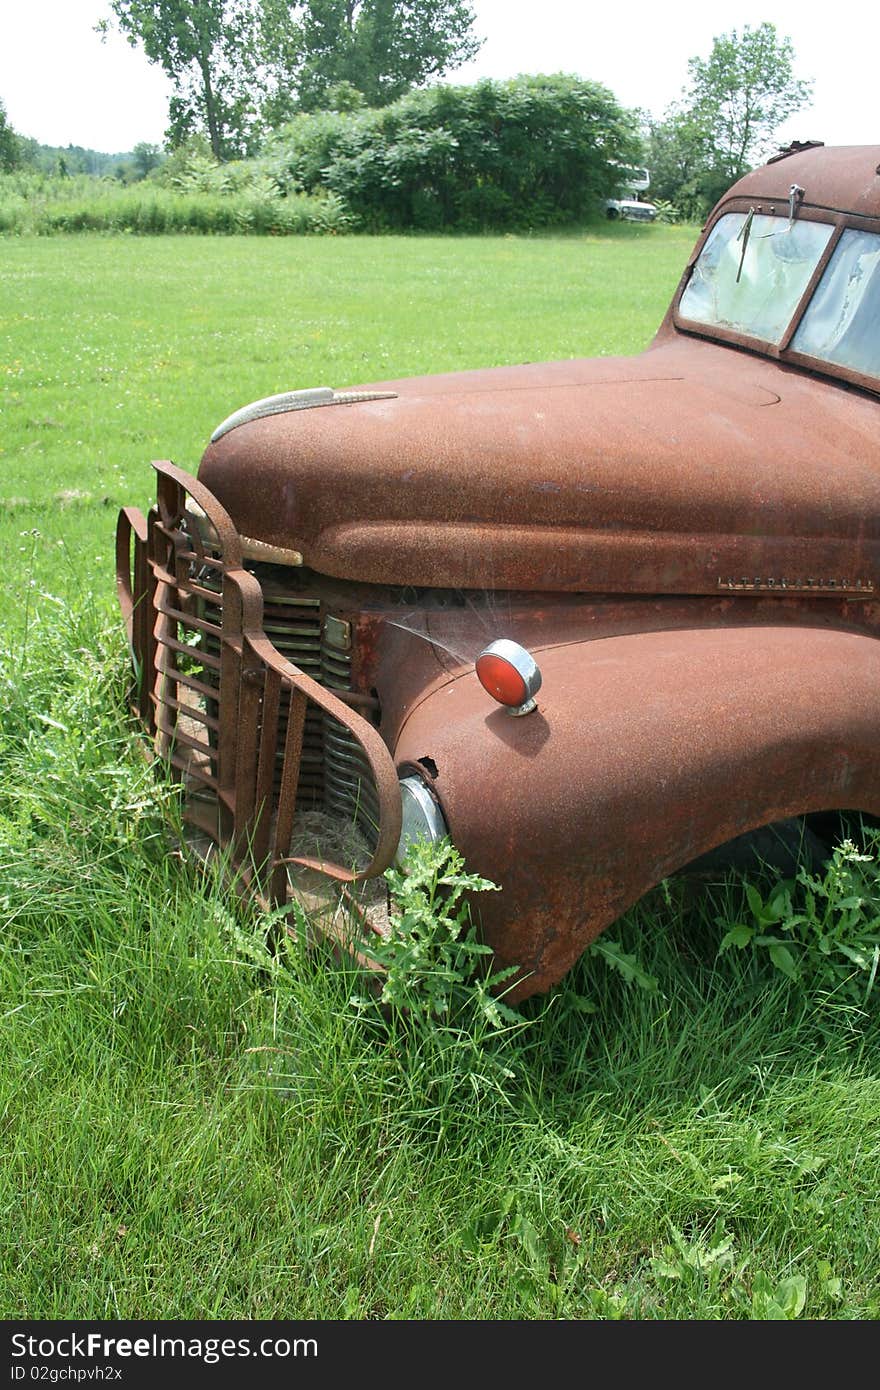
[2, 228, 880, 1321]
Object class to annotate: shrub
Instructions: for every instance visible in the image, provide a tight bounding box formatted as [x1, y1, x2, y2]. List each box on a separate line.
[651, 198, 684, 224]
[267, 74, 643, 231]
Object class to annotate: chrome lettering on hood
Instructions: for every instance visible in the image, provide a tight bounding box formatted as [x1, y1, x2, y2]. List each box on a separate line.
[718, 575, 875, 594]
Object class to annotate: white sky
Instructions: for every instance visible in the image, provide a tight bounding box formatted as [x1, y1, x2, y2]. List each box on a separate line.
[0, 0, 875, 154]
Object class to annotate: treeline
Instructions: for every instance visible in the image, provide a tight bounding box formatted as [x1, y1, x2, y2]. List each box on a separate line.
[0, 75, 642, 236]
[2, 139, 132, 179]
[0, 21, 815, 236]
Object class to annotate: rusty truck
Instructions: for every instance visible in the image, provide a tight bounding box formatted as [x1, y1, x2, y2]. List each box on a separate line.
[116, 142, 880, 1001]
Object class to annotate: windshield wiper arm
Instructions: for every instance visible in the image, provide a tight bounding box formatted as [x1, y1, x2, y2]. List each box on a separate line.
[736, 208, 755, 284]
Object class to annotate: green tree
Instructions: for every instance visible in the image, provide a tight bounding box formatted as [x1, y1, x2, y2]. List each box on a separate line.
[15, 135, 40, 169]
[644, 106, 721, 220]
[269, 0, 483, 115]
[101, 2, 482, 157]
[132, 140, 164, 177]
[647, 23, 812, 220]
[99, 2, 263, 159]
[686, 22, 812, 183]
[0, 99, 23, 172]
[268, 74, 642, 230]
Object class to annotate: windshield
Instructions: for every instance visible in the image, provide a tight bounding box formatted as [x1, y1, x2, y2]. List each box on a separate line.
[792, 229, 880, 377]
[679, 212, 834, 343]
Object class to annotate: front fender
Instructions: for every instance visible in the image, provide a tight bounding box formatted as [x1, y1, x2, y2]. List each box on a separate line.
[393, 624, 880, 1000]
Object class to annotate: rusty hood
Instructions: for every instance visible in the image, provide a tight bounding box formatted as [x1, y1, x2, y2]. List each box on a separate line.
[197, 335, 880, 594]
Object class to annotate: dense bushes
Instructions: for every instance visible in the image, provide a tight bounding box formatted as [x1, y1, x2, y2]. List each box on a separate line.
[267, 74, 642, 230]
[0, 75, 643, 235]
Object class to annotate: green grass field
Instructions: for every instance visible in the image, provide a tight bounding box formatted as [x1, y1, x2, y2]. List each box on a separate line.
[2, 227, 880, 1320]
[1, 225, 684, 630]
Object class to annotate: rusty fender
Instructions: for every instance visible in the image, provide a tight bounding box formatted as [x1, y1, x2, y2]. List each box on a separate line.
[393, 624, 880, 1002]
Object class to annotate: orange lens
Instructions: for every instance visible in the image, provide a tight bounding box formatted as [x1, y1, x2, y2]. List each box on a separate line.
[475, 652, 529, 707]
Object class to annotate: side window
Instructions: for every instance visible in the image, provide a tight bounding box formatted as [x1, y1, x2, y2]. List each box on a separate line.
[792, 229, 880, 377]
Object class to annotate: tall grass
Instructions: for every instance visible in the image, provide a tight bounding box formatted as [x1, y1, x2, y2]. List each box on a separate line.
[2, 232, 879, 1319]
[0, 171, 352, 235]
[2, 597, 879, 1318]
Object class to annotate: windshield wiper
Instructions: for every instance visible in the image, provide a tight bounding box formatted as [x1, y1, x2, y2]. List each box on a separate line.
[736, 208, 755, 284]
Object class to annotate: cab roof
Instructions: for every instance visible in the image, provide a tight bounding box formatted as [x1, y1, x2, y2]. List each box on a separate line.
[720, 144, 880, 220]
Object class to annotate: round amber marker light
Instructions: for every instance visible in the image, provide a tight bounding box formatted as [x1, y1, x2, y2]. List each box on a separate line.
[475, 652, 529, 707]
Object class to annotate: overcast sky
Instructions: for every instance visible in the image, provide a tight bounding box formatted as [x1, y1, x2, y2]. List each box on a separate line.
[0, 0, 876, 154]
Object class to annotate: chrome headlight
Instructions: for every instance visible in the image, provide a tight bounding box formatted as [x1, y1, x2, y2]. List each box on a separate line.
[396, 775, 448, 865]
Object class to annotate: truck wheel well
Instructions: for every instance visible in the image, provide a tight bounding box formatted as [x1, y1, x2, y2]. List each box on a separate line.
[678, 810, 877, 881]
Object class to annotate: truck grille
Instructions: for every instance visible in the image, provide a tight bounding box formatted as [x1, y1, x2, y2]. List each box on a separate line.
[116, 463, 401, 907]
[200, 560, 380, 843]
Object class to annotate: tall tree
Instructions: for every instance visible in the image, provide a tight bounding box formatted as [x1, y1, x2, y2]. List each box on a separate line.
[646, 23, 812, 219]
[99, 2, 264, 159]
[277, 1, 483, 113]
[101, 0, 482, 156]
[132, 141, 164, 177]
[0, 99, 23, 172]
[686, 22, 812, 183]
[644, 105, 722, 220]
